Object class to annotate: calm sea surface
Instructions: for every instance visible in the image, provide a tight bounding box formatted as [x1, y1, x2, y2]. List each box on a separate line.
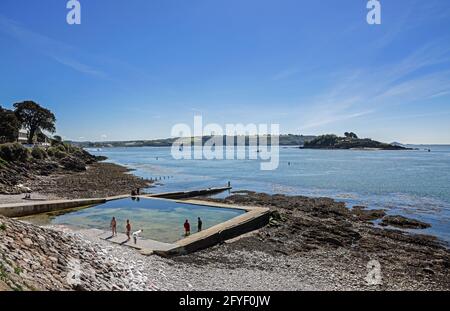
[89, 146, 450, 244]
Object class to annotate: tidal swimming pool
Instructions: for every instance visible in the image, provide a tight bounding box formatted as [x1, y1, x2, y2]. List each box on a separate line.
[23, 198, 245, 243]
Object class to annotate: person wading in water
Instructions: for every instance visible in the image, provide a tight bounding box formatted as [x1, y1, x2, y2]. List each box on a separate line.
[197, 217, 203, 232]
[110, 217, 117, 237]
[184, 219, 191, 236]
[126, 219, 131, 241]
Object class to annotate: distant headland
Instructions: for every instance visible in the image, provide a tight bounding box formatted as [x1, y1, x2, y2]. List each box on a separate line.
[73, 132, 409, 150]
[302, 132, 410, 150]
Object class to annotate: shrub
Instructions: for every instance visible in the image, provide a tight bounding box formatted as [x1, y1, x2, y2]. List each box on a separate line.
[0, 143, 30, 162]
[0, 223, 6, 231]
[31, 147, 47, 160]
[46, 147, 56, 157]
[47, 147, 67, 159]
[63, 142, 77, 154]
[54, 150, 68, 159]
[56, 144, 67, 152]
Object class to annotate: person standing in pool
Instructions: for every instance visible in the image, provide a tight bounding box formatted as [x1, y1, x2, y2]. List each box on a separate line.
[197, 217, 203, 232]
[126, 219, 131, 241]
[184, 219, 191, 236]
[110, 217, 117, 237]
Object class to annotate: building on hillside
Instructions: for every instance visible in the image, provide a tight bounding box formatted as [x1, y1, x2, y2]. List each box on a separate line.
[18, 129, 28, 144]
[17, 128, 51, 146]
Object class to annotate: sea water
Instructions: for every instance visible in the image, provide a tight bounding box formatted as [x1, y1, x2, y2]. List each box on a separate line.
[88, 145, 450, 244]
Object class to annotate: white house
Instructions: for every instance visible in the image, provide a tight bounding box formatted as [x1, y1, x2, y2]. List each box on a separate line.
[18, 129, 28, 143]
[17, 128, 51, 146]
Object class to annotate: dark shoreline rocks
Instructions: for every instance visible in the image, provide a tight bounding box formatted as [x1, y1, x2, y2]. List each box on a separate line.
[381, 215, 431, 229]
[351, 206, 386, 221]
[0, 143, 152, 198]
[195, 191, 450, 290]
[28, 162, 152, 199]
[0, 143, 105, 195]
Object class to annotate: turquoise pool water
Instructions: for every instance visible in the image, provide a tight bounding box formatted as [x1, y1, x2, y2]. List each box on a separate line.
[37, 198, 245, 243]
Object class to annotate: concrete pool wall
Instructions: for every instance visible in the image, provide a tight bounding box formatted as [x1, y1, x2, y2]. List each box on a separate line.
[0, 189, 270, 256]
[150, 199, 270, 256]
[0, 195, 129, 218]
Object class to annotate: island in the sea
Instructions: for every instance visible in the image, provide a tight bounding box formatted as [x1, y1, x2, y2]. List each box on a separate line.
[302, 132, 410, 150]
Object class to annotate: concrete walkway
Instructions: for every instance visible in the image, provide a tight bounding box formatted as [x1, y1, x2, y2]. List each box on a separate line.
[97, 231, 176, 252]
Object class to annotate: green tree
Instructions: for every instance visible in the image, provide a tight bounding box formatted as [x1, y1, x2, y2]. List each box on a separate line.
[0, 106, 21, 143]
[344, 132, 358, 139]
[53, 135, 62, 143]
[14, 101, 56, 144]
[51, 135, 63, 146]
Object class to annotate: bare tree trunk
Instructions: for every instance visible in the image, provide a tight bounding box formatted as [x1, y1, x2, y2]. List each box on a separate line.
[27, 128, 36, 144]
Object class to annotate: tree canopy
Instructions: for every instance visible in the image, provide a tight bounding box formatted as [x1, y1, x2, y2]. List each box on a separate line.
[14, 101, 56, 144]
[0, 106, 21, 143]
[344, 132, 358, 139]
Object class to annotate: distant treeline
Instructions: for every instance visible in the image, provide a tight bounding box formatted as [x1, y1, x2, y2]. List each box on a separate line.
[72, 134, 317, 148]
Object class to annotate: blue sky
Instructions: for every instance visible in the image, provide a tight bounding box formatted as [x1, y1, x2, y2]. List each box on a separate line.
[1, 0, 450, 143]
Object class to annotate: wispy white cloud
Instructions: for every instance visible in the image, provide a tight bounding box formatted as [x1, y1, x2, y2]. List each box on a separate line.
[51, 55, 107, 78]
[429, 90, 450, 99]
[296, 42, 450, 131]
[301, 110, 374, 130]
[0, 14, 106, 78]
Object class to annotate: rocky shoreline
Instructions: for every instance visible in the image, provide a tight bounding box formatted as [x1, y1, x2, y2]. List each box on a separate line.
[189, 192, 450, 290]
[1, 190, 449, 291]
[26, 162, 151, 200]
[0, 143, 152, 200]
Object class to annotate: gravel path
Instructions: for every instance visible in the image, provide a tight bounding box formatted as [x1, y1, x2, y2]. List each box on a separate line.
[75, 228, 376, 291]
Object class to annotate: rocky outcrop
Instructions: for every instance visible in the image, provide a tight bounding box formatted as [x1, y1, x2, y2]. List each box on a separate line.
[351, 206, 386, 221]
[0, 143, 110, 195]
[201, 192, 450, 290]
[0, 216, 149, 291]
[302, 134, 409, 150]
[60, 156, 87, 172]
[30, 162, 151, 199]
[381, 215, 431, 229]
